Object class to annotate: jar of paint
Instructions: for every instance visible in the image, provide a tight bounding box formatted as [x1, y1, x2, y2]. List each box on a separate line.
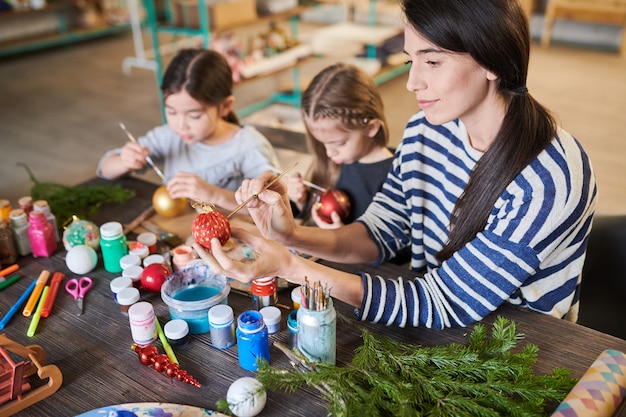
[171, 245, 196, 271]
[129, 241, 149, 259]
[236, 310, 270, 371]
[117, 287, 140, 316]
[143, 253, 164, 267]
[100, 221, 128, 273]
[137, 232, 158, 254]
[260, 306, 281, 334]
[250, 277, 277, 310]
[291, 286, 302, 310]
[164, 319, 190, 349]
[287, 310, 298, 349]
[119, 254, 141, 271]
[208, 304, 235, 349]
[110, 276, 133, 302]
[128, 301, 157, 345]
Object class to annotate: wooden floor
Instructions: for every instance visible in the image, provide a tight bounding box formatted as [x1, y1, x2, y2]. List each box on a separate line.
[0, 30, 624, 215]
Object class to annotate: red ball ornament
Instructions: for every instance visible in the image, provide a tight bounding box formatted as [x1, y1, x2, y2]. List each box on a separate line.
[153, 354, 170, 373]
[141, 263, 172, 292]
[191, 204, 231, 250]
[315, 189, 351, 224]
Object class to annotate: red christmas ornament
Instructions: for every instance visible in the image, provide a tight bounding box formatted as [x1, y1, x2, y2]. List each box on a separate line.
[141, 263, 172, 293]
[131, 344, 201, 388]
[315, 189, 351, 224]
[191, 204, 231, 250]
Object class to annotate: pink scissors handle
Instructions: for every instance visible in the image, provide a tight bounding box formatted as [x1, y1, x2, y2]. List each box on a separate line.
[65, 277, 93, 299]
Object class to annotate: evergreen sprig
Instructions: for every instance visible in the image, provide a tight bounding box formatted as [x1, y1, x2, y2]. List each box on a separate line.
[18, 162, 135, 225]
[257, 317, 577, 417]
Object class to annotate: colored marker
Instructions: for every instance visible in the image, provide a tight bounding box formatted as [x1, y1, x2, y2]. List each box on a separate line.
[41, 272, 65, 318]
[0, 263, 19, 278]
[27, 285, 49, 337]
[0, 278, 37, 330]
[23, 270, 50, 317]
[0, 274, 20, 291]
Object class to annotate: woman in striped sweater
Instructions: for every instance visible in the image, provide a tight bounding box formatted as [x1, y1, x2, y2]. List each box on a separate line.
[196, 0, 597, 328]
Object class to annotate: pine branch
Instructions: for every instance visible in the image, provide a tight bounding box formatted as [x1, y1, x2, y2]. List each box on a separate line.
[257, 317, 577, 416]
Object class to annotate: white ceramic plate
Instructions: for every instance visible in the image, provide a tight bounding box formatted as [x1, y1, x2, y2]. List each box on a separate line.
[75, 402, 227, 417]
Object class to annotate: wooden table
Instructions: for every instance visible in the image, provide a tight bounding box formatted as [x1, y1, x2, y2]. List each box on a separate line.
[2, 176, 626, 416]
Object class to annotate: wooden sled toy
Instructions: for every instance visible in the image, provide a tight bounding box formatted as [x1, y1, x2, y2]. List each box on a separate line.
[0, 334, 63, 416]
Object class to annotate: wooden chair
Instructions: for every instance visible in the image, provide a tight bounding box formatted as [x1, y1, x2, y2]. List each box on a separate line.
[541, 0, 626, 56]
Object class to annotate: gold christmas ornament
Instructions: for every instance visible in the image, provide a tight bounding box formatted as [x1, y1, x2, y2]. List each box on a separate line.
[152, 185, 187, 218]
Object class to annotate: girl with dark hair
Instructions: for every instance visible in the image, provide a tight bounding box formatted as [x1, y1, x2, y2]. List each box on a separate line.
[195, 0, 597, 329]
[97, 48, 280, 212]
[286, 62, 393, 228]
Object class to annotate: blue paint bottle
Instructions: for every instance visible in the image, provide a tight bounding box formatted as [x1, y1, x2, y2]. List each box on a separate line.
[236, 310, 270, 371]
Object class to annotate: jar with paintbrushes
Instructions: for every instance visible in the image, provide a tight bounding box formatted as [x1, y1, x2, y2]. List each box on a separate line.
[297, 277, 336, 365]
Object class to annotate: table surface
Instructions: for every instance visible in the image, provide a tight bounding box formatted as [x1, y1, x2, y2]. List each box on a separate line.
[2, 176, 626, 416]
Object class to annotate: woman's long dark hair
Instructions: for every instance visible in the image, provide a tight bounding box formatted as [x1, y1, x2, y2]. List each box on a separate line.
[401, 0, 557, 262]
[160, 48, 239, 125]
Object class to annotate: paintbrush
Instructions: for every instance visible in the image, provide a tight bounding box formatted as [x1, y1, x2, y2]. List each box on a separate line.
[119, 122, 166, 182]
[269, 167, 327, 192]
[227, 162, 298, 219]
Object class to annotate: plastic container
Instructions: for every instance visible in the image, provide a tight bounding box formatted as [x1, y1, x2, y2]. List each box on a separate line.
[122, 265, 144, 288]
[110, 276, 133, 301]
[172, 245, 196, 271]
[291, 286, 302, 310]
[128, 301, 157, 345]
[236, 310, 270, 371]
[143, 253, 164, 267]
[119, 254, 141, 270]
[251, 277, 277, 310]
[209, 304, 236, 349]
[100, 221, 128, 273]
[260, 306, 281, 334]
[129, 241, 150, 259]
[117, 286, 140, 315]
[164, 319, 190, 349]
[137, 232, 158, 254]
[160, 265, 230, 334]
[297, 298, 336, 365]
[287, 310, 298, 349]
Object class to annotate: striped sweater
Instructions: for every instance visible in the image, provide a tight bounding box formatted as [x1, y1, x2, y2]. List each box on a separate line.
[356, 112, 597, 328]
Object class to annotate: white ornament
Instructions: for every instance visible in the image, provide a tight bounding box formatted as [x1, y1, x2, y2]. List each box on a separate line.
[65, 244, 98, 274]
[226, 377, 267, 417]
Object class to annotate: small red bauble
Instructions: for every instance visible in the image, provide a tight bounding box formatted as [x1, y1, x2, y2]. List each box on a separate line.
[141, 263, 172, 292]
[191, 204, 231, 250]
[315, 189, 351, 224]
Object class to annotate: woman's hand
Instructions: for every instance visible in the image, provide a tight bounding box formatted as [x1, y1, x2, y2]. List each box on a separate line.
[193, 226, 293, 283]
[236, 172, 298, 244]
[119, 142, 149, 171]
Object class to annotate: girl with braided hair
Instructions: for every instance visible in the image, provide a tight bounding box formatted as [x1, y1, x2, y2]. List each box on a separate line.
[286, 63, 394, 228]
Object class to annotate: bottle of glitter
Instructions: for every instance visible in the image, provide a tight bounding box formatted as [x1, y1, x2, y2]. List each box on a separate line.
[27, 210, 57, 258]
[9, 209, 31, 256]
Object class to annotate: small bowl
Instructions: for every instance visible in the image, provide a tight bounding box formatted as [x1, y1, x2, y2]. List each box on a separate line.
[161, 265, 230, 334]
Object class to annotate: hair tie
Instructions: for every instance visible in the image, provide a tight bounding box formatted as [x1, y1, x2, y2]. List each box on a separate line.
[513, 86, 528, 94]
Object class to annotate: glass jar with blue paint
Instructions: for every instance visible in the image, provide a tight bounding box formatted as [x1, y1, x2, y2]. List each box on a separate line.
[236, 310, 270, 371]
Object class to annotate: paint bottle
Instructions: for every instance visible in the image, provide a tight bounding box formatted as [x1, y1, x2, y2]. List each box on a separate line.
[32, 200, 59, 242]
[137, 232, 158, 254]
[100, 221, 128, 273]
[27, 210, 57, 258]
[128, 301, 157, 345]
[287, 310, 298, 349]
[260, 306, 281, 334]
[236, 310, 270, 371]
[0, 222, 17, 265]
[110, 276, 133, 302]
[172, 245, 195, 271]
[122, 264, 144, 288]
[297, 297, 336, 365]
[9, 208, 31, 256]
[250, 277, 277, 310]
[208, 304, 235, 349]
[164, 319, 190, 349]
[117, 287, 140, 316]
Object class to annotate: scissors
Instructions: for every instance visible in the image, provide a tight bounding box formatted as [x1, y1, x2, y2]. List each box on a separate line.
[65, 276, 93, 316]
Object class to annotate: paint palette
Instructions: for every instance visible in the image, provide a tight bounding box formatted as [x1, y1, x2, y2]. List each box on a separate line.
[75, 402, 227, 417]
